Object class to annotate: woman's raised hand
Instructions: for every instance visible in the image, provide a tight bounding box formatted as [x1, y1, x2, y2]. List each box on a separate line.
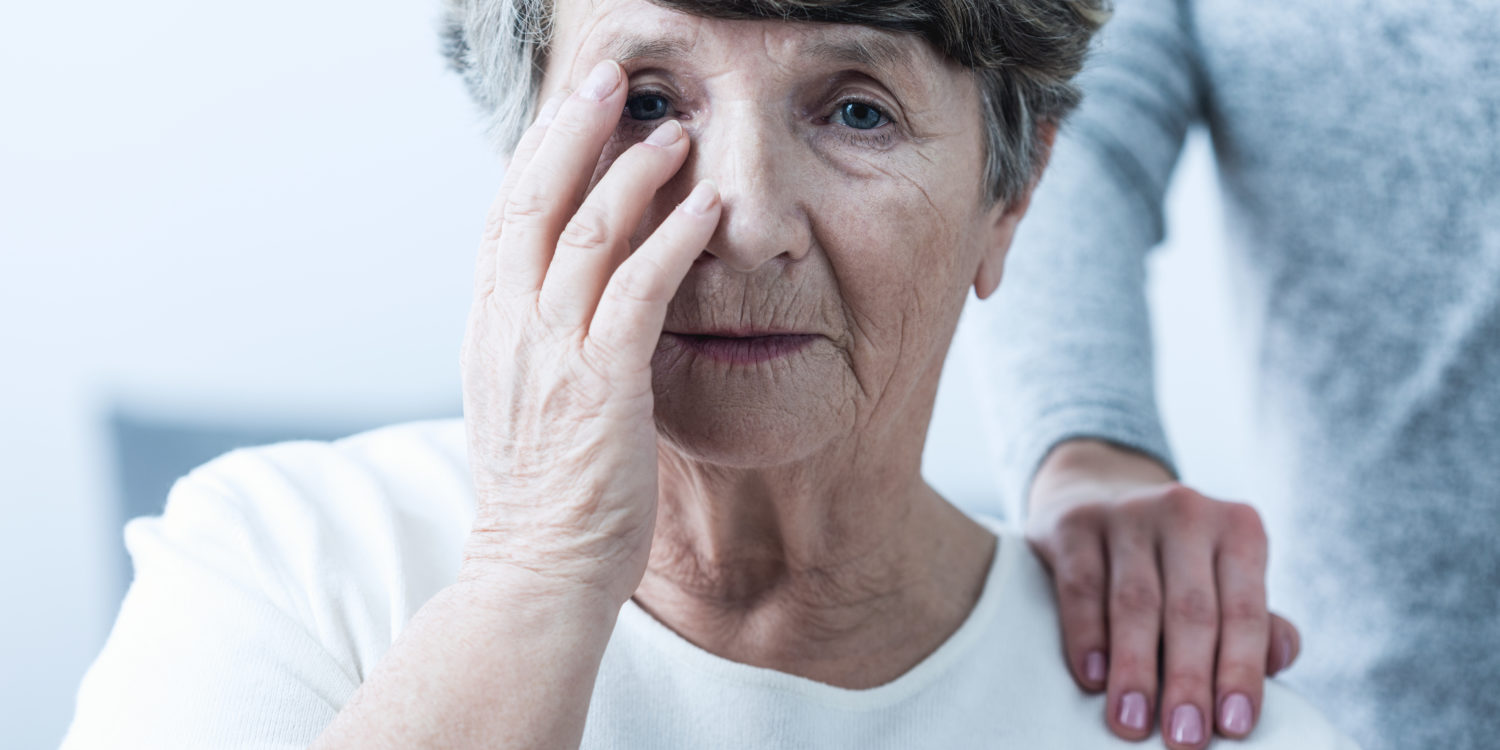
[313, 65, 709, 747]
[459, 60, 721, 607]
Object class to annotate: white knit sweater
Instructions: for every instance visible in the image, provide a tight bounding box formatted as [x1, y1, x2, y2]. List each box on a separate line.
[63, 419, 1355, 748]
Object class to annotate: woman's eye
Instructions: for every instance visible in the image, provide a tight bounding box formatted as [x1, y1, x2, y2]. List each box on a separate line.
[624, 93, 671, 121]
[835, 101, 889, 131]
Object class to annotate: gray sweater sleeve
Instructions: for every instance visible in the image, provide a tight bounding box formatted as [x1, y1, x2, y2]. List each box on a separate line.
[967, 0, 1202, 520]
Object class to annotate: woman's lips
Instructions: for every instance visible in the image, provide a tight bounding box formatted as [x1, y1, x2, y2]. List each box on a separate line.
[662, 332, 819, 365]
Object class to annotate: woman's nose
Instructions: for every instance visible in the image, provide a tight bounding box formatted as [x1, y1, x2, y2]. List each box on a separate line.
[685, 110, 811, 273]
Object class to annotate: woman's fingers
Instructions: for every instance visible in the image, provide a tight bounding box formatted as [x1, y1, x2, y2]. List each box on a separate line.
[1105, 515, 1162, 741]
[1212, 503, 1271, 738]
[1033, 514, 1111, 693]
[475, 92, 566, 300]
[1030, 470, 1285, 746]
[497, 60, 628, 301]
[538, 120, 691, 329]
[1156, 494, 1222, 750]
[587, 180, 720, 366]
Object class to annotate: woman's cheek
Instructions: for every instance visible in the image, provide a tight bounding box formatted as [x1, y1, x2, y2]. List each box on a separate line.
[807, 133, 909, 183]
[841, 180, 967, 327]
[820, 207, 920, 331]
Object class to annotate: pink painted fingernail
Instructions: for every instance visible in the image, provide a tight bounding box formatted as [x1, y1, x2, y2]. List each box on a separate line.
[1221, 693, 1253, 735]
[645, 120, 683, 147]
[1119, 692, 1149, 732]
[1084, 650, 1107, 683]
[1169, 704, 1204, 745]
[581, 59, 620, 100]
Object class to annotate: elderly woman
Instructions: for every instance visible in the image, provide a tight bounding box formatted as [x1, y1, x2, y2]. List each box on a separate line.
[64, 0, 1355, 748]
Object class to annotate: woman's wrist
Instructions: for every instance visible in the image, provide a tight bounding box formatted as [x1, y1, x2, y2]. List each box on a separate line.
[1027, 438, 1176, 518]
[313, 574, 619, 750]
[454, 553, 629, 619]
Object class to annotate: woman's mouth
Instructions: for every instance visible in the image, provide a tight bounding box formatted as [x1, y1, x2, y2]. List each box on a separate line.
[661, 331, 820, 365]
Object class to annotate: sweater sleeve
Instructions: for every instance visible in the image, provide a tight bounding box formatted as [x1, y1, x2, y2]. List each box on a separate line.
[60, 457, 360, 749]
[966, 0, 1204, 520]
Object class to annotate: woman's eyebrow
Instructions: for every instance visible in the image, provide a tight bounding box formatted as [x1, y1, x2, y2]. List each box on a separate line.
[804, 36, 917, 75]
[603, 35, 695, 65]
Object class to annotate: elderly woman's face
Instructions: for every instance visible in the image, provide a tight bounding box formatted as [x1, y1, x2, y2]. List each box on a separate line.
[544, 0, 1005, 466]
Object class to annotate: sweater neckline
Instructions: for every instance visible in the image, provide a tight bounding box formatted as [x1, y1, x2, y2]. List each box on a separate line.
[615, 515, 1017, 711]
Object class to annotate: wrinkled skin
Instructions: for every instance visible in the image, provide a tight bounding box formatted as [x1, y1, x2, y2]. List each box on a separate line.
[465, 0, 1013, 689]
[460, 0, 1286, 746]
[547, 2, 998, 470]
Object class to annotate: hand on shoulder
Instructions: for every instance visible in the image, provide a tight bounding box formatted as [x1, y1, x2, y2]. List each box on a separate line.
[1026, 439, 1301, 749]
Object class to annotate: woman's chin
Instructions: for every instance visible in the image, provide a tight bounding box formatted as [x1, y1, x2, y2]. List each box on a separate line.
[653, 407, 836, 467]
[650, 358, 853, 468]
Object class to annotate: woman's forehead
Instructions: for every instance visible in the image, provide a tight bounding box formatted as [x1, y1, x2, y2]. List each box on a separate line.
[551, 0, 953, 88]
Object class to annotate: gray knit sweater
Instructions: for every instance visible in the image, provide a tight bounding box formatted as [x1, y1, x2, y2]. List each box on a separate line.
[967, 0, 1499, 747]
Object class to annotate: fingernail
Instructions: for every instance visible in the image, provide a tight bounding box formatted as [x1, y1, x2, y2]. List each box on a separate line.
[1084, 650, 1107, 684]
[1220, 693, 1253, 735]
[535, 93, 566, 126]
[1118, 692, 1149, 732]
[683, 180, 718, 214]
[1169, 704, 1204, 745]
[580, 60, 620, 100]
[645, 120, 683, 147]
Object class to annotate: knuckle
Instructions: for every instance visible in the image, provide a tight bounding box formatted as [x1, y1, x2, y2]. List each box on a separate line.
[559, 205, 615, 251]
[1160, 483, 1209, 518]
[483, 206, 507, 242]
[534, 296, 587, 336]
[1058, 569, 1108, 605]
[1108, 648, 1153, 676]
[609, 254, 668, 304]
[1216, 659, 1264, 687]
[1111, 579, 1163, 617]
[502, 184, 551, 225]
[1167, 588, 1218, 628]
[1224, 502, 1268, 539]
[1163, 669, 1211, 697]
[1220, 591, 1267, 625]
[1220, 507, 1269, 568]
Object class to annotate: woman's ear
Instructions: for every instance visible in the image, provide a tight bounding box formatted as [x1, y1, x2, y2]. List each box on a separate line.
[973, 121, 1060, 300]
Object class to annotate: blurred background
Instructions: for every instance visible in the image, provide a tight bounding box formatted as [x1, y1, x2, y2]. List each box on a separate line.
[0, 0, 1254, 746]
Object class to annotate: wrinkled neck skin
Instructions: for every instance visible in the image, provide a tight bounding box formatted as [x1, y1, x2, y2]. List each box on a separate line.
[634, 365, 997, 689]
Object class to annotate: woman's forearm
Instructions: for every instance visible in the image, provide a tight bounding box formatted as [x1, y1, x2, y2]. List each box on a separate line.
[311, 572, 620, 750]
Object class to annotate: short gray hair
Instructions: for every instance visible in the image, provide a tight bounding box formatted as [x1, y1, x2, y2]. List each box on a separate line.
[440, 0, 1109, 204]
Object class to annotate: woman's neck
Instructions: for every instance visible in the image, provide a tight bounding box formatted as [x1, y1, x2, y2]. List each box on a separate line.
[632, 443, 997, 689]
